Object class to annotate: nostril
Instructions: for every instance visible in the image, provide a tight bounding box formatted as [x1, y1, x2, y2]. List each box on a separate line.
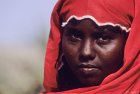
[79, 54, 95, 62]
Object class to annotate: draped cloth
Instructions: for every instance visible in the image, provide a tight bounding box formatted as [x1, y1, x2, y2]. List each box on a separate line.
[41, 0, 140, 93]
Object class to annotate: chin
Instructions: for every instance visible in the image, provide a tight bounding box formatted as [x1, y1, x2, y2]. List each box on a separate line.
[79, 77, 102, 87]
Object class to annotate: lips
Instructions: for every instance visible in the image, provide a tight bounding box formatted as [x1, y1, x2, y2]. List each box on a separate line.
[77, 63, 100, 75]
[78, 63, 99, 68]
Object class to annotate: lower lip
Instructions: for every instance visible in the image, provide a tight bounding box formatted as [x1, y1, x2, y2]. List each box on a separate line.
[79, 67, 99, 75]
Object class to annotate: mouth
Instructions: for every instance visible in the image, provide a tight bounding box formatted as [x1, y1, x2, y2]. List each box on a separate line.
[77, 63, 100, 75]
[78, 63, 99, 68]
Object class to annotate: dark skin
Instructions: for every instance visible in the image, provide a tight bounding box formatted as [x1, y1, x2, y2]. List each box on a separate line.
[58, 18, 128, 91]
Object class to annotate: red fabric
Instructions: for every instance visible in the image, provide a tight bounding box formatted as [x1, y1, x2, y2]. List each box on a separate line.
[42, 0, 140, 93]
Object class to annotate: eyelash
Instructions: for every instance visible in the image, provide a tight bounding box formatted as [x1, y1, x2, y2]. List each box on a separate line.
[65, 30, 112, 44]
[69, 33, 82, 41]
[69, 34, 111, 44]
[96, 35, 111, 44]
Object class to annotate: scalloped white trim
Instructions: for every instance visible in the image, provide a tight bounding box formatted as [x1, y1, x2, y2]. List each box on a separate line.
[61, 15, 130, 32]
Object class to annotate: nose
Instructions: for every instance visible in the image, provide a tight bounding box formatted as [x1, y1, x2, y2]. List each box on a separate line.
[79, 39, 95, 62]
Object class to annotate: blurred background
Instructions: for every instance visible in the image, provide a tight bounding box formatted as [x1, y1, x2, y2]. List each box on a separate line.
[0, 0, 57, 94]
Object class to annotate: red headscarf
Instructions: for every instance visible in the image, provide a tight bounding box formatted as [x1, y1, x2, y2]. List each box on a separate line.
[42, 0, 140, 93]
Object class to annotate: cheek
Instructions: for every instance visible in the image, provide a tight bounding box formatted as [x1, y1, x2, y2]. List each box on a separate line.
[97, 40, 125, 72]
[62, 41, 80, 72]
[101, 39, 125, 58]
[62, 40, 79, 62]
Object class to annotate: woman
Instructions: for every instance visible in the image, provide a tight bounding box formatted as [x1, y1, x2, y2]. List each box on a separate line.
[42, 0, 140, 93]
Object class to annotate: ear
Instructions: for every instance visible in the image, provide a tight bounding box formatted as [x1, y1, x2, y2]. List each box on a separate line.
[55, 52, 64, 71]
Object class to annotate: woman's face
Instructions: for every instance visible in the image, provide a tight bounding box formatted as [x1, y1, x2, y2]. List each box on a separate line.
[62, 19, 127, 87]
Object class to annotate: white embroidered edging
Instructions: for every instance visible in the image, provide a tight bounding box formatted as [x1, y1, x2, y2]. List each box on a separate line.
[61, 15, 130, 32]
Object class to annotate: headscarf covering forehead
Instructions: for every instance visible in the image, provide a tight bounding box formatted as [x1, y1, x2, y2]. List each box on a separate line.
[60, 0, 134, 29]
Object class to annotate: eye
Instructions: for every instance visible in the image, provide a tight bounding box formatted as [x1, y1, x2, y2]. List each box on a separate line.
[96, 35, 111, 44]
[70, 32, 82, 41]
[64, 28, 83, 42]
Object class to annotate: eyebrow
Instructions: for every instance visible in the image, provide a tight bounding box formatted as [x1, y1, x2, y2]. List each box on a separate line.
[63, 26, 76, 32]
[100, 25, 125, 33]
[63, 27, 84, 36]
[63, 26, 82, 33]
[64, 24, 124, 36]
